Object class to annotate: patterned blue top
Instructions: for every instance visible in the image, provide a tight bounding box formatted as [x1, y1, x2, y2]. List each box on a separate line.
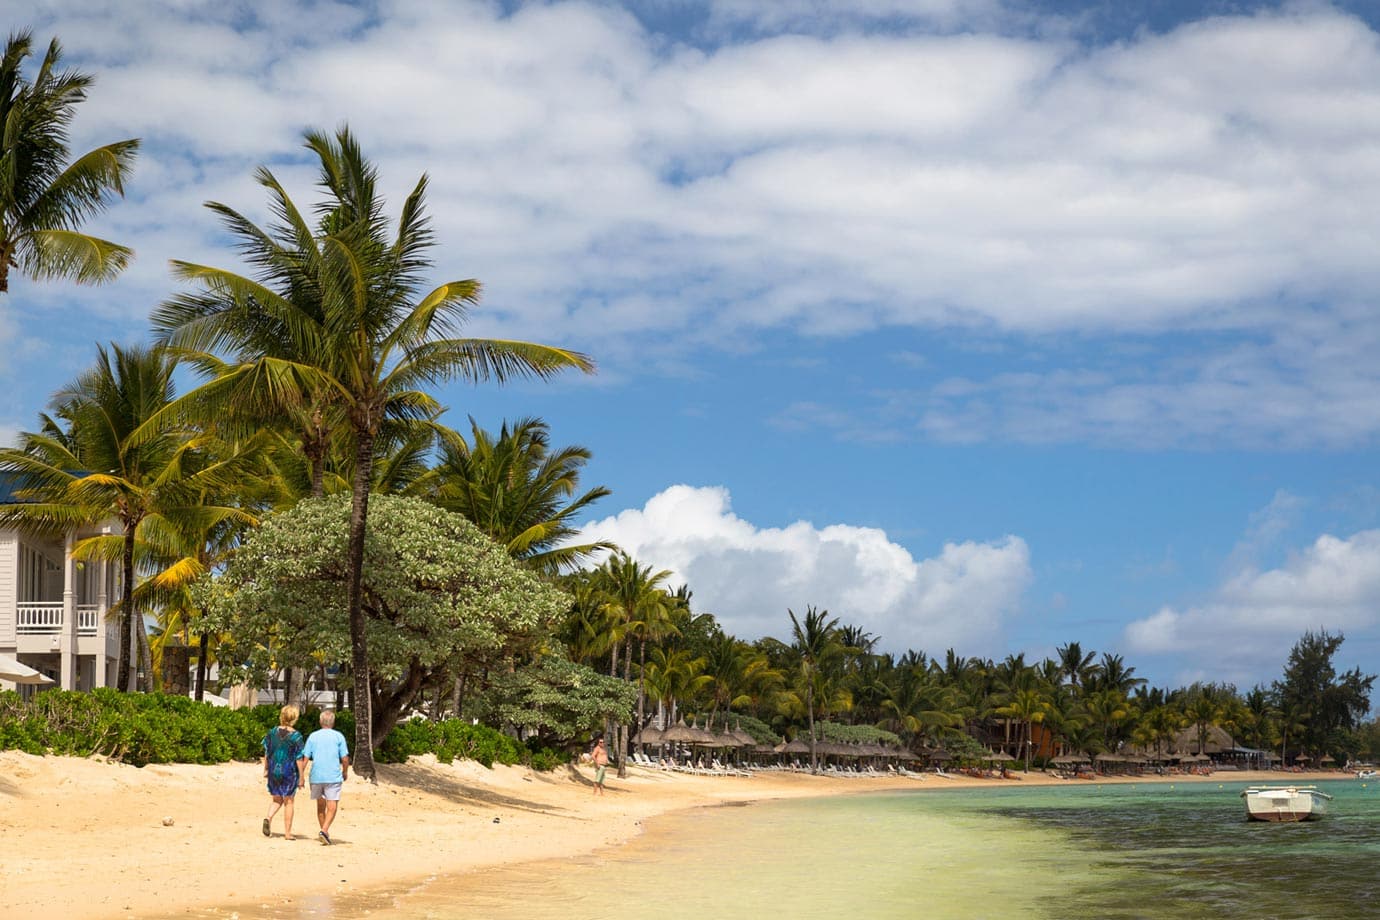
[262, 727, 305, 796]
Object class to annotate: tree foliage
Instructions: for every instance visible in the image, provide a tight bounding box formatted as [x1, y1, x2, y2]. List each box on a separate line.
[0, 30, 138, 292]
[1274, 630, 1374, 757]
[471, 653, 635, 748]
[198, 494, 571, 744]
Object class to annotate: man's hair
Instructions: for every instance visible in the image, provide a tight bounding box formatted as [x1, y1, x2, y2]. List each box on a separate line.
[279, 705, 299, 727]
[319, 710, 336, 728]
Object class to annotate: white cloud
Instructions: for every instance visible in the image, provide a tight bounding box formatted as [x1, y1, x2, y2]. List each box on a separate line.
[578, 484, 1032, 654]
[1124, 529, 1380, 684]
[15, 2, 1380, 446]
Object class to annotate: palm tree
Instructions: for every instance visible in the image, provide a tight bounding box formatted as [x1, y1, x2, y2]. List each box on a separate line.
[1000, 687, 1051, 772]
[152, 127, 593, 780]
[594, 552, 674, 777]
[0, 30, 138, 292]
[1055, 641, 1097, 689]
[0, 344, 250, 691]
[414, 417, 612, 574]
[785, 605, 842, 774]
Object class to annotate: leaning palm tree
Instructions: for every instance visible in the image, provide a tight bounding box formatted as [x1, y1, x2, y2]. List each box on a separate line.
[151, 127, 593, 780]
[0, 30, 139, 292]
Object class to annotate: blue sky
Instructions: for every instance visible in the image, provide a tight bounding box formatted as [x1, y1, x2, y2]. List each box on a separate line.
[13, 0, 1380, 691]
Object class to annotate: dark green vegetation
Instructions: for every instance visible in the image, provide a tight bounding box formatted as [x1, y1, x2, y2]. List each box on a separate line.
[0, 689, 559, 770]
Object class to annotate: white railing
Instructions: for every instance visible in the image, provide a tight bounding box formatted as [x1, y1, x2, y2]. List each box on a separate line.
[77, 605, 101, 637]
[16, 602, 64, 634]
[16, 602, 109, 637]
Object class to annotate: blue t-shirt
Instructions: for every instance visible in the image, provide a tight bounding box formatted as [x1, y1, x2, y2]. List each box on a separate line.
[303, 727, 350, 784]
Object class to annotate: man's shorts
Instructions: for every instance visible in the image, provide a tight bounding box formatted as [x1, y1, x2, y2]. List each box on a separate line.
[595, 766, 607, 784]
[310, 782, 343, 801]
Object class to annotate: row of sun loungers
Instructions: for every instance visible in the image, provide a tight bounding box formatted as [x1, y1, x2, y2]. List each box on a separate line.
[627, 751, 928, 779]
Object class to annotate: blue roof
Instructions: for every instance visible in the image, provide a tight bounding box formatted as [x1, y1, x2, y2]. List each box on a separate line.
[0, 471, 34, 504]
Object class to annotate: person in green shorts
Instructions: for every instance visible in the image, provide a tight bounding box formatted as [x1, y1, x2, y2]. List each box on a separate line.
[592, 735, 608, 796]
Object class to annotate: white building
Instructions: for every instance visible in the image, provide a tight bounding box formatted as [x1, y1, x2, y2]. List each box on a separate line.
[0, 476, 123, 692]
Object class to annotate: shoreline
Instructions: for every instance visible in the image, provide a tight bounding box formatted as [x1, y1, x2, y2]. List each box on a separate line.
[0, 751, 1352, 920]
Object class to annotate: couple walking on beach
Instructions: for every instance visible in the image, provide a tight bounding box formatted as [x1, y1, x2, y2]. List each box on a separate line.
[261, 707, 352, 845]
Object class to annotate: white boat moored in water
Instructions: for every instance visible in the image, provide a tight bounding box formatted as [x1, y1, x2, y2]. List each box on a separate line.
[1240, 785, 1332, 822]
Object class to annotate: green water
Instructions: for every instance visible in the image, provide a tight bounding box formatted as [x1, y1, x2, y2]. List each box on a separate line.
[176, 779, 1380, 919]
[408, 780, 1380, 920]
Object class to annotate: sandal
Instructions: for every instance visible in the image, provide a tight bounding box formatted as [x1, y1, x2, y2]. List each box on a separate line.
[262, 818, 271, 837]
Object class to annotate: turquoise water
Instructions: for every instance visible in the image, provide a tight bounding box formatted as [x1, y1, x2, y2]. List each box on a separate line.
[177, 779, 1380, 919]
[374, 779, 1380, 919]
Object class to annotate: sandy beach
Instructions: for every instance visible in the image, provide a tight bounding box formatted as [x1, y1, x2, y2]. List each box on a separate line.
[0, 752, 1348, 920]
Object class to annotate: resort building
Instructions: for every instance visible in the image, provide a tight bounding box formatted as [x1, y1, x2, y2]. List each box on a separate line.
[0, 474, 123, 693]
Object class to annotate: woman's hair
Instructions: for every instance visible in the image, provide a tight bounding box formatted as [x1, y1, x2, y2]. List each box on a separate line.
[279, 704, 300, 727]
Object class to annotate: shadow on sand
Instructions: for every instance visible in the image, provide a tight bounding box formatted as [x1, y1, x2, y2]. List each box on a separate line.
[372, 763, 600, 817]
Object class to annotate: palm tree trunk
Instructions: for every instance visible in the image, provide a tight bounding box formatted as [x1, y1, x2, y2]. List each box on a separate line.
[117, 529, 136, 691]
[136, 618, 153, 692]
[635, 637, 647, 754]
[618, 637, 633, 778]
[346, 428, 377, 781]
[806, 680, 818, 775]
[194, 632, 209, 701]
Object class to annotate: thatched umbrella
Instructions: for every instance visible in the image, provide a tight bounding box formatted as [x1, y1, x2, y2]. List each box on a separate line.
[688, 721, 723, 746]
[777, 738, 811, 755]
[632, 724, 664, 746]
[988, 750, 1015, 763]
[730, 725, 757, 747]
[660, 718, 702, 745]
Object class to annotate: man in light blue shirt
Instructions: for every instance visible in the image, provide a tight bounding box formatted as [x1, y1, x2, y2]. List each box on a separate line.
[302, 709, 351, 845]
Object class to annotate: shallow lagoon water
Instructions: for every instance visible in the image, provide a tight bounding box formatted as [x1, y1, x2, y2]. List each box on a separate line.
[182, 779, 1380, 920]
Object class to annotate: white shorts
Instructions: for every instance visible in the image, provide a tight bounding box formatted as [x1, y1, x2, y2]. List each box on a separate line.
[310, 782, 343, 801]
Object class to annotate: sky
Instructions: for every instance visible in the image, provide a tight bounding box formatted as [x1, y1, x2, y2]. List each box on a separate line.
[12, 0, 1380, 692]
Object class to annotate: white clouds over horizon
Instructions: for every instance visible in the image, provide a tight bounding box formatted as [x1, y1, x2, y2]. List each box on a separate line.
[577, 484, 1032, 654]
[16, 1, 1380, 448]
[1125, 529, 1380, 685]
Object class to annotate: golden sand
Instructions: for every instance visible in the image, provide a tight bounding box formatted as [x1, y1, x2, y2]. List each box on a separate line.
[0, 750, 1342, 920]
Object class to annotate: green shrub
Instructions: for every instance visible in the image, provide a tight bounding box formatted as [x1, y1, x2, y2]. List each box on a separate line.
[0, 692, 552, 770]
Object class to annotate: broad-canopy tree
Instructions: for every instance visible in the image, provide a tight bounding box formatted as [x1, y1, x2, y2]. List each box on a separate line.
[1274, 630, 1374, 760]
[154, 127, 594, 779]
[0, 30, 138, 292]
[198, 494, 573, 746]
[471, 653, 635, 749]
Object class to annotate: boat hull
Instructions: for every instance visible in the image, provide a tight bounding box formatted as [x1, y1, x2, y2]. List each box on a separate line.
[1241, 786, 1330, 822]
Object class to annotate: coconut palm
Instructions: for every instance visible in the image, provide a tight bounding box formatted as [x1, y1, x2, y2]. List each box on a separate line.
[152, 127, 593, 780]
[0, 344, 252, 691]
[1055, 641, 1097, 689]
[414, 417, 612, 574]
[0, 30, 138, 292]
[784, 605, 842, 774]
[592, 552, 674, 777]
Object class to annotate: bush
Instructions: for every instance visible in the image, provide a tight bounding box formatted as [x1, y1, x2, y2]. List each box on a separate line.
[0, 691, 562, 771]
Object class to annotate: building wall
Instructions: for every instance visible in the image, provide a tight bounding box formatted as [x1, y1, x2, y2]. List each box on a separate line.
[0, 527, 16, 649]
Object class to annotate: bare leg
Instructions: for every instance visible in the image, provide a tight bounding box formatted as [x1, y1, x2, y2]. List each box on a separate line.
[283, 795, 295, 840]
[320, 799, 339, 835]
[264, 795, 284, 837]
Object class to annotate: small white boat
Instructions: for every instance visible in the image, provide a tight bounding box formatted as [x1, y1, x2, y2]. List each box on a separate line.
[1356, 769, 1377, 780]
[1240, 785, 1332, 822]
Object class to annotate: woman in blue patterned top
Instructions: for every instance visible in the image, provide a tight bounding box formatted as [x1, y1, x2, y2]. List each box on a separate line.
[261, 704, 306, 840]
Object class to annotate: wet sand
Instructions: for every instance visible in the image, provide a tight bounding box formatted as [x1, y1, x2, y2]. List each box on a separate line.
[0, 751, 1343, 920]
